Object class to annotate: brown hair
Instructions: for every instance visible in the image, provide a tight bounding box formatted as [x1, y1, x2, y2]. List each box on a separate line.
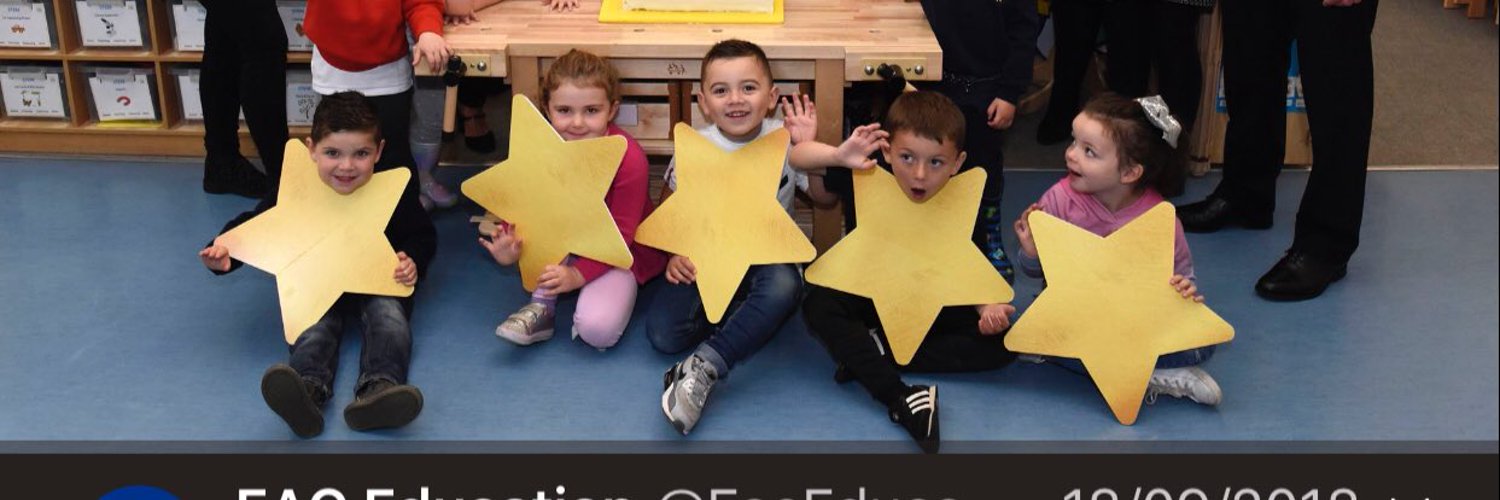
[1081, 93, 1187, 197]
[311, 91, 381, 144]
[541, 49, 621, 108]
[884, 91, 966, 151]
[701, 39, 773, 83]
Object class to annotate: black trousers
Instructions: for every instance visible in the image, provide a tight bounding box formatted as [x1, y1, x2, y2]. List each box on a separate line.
[200, 0, 288, 180]
[1105, 0, 1209, 132]
[1043, 0, 1120, 125]
[802, 285, 1015, 408]
[1214, 0, 1378, 264]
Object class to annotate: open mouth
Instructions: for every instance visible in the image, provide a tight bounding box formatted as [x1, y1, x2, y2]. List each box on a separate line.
[723, 110, 751, 120]
[333, 174, 358, 184]
[909, 188, 928, 199]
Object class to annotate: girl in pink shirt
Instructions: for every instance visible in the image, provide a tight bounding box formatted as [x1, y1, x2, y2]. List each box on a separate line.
[1013, 93, 1224, 407]
[479, 49, 668, 349]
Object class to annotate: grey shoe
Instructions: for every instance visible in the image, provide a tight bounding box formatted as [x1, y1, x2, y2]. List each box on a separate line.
[496, 303, 555, 346]
[661, 354, 719, 435]
[1147, 366, 1222, 406]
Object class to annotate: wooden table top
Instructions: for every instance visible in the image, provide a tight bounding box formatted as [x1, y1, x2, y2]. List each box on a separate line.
[443, 0, 941, 79]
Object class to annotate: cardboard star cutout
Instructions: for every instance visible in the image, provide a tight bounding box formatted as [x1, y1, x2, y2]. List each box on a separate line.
[461, 95, 634, 291]
[1005, 203, 1234, 425]
[216, 140, 413, 344]
[805, 167, 1013, 365]
[636, 124, 815, 323]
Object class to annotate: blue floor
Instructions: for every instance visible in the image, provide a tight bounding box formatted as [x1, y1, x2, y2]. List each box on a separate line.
[0, 157, 1495, 449]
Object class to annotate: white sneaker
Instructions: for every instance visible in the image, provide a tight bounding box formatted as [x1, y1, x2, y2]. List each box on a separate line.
[495, 303, 555, 346]
[1147, 366, 1222, 406]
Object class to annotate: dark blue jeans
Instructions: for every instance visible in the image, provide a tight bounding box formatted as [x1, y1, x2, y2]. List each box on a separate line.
[288, 294, 412, 403]
[644, 264, 803, 375]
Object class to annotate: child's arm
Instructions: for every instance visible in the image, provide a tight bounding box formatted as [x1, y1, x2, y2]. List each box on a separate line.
[388, 189, 439, 282]
[802, 173, 839, 208]
[570, 138, 653, 287]
[781, 94, 817, 146]
[987, 0, 1041, 130]
[479, 223, 522, 266]
[406, 0, 451, 72]
[1170, 275, 1205, 303]
[974, 303, 1016, 335]
[788, 123, 888, 172]
[1012, 203, 1045, 279]
[543, 0, 579, 12]
[201, 195, 278, 275]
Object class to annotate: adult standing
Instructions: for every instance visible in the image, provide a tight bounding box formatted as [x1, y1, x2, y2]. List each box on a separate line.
[199, 0, 289, 199]
[1176, 0, 1378, 301]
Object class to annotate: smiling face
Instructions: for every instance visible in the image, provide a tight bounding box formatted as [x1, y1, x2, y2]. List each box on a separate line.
[307, 130, 382, 195]
[1064, 113, 1141, 199]
[546, 80, 618, 141]
[698, 56, 779, 142]
[883, 130, 965, 202]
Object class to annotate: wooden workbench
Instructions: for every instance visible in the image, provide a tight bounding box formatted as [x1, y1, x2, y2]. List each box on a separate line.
[437, 0, 944, 251]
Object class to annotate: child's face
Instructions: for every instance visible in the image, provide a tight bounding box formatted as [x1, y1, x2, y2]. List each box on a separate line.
[698, 56, 779, 141]
[882, 130, 965, 202]
[306, 130, 383, 195]
[546, 81, 618, 140]
[1065, 114, 1138, 196]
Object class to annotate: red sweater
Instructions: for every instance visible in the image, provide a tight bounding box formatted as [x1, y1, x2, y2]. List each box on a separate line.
[573, 125, 669, 285]
[304, 0, 444, 72]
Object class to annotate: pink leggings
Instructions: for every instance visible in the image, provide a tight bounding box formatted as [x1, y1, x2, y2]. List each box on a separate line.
[567, 268, 638, 349]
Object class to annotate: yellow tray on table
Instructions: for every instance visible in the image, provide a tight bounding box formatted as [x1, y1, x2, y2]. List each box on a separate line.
[599, 0, 784, 24]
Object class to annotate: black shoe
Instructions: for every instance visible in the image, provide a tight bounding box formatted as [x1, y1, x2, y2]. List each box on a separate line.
[1036, 114, 1072, 145]
[260, 364, 324, 438]
[203, 156, 270, 199]
[344, 380, 424, 431]
[1255, 251, 1347, 301]
[888, 385, 939, 453]
[1176, 196, 1272, 233]
[462, 111, 497, 153]
[833, 363, 854, 384]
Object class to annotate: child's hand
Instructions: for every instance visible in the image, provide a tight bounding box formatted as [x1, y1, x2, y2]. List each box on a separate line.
[537, 264, 585, 296]
[987, 98, 1017, 130]
[544, 0, 579, 12]
[835, 123, 889, 170]
[1013, 203, 1042, 258]
[394, 252, 418, 286]
[412, 32, 452, 73]
[976, 303, 1015, 335]
[199, 244, 232, 272]
[1170, 275, 1205, 303]
[479, 222, 522, 265]
[781, 94, 817, 145]
[665, 255, 696, 285]
[446, 12, 478, 25]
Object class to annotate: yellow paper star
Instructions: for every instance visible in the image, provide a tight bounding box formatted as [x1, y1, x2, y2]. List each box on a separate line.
[1005, 202, 1234, 425]
[461, 95, 634, 291]
[805, 167, 1014, 365]
[216, 140, 413, 344]
[635, 124, 816, 323]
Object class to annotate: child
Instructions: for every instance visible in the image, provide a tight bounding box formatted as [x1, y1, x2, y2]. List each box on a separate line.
[305, 0, 451, 180]
[1013, 93, 1222, 406]
[199, 92, 438, 438]
[795, 91, 1018, 454]
[409, 0, 573, 210]
[478, 49, 667, 350]
[917, 0, 1040, 282]
[647, 39, 836, 435]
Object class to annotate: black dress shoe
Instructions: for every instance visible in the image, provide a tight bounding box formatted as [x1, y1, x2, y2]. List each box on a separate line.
[1255, 251, 1348, 301]
[203, 156, 270, 199]
[1176, 197, 1273, 233]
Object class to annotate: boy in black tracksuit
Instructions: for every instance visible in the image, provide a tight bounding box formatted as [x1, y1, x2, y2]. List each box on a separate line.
[200, 92, 436, 438]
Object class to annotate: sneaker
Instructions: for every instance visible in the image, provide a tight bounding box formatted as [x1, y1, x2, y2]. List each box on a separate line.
[1147, 366, 1222, 406]
[661, 354, 718, 435]
[203, 156, 270, 199]
[495, 303, 555, 346]
[421, 178, 459, 209]
[1015, 354, 1047, 365]
[343, 380, 424, 431]
[260, 364, 324, 438]
[888, 385, 939, 453]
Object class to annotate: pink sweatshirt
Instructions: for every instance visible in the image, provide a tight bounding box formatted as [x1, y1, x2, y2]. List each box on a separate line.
[1017, 178, 1195, 281]
[572, 125, 669, 285]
